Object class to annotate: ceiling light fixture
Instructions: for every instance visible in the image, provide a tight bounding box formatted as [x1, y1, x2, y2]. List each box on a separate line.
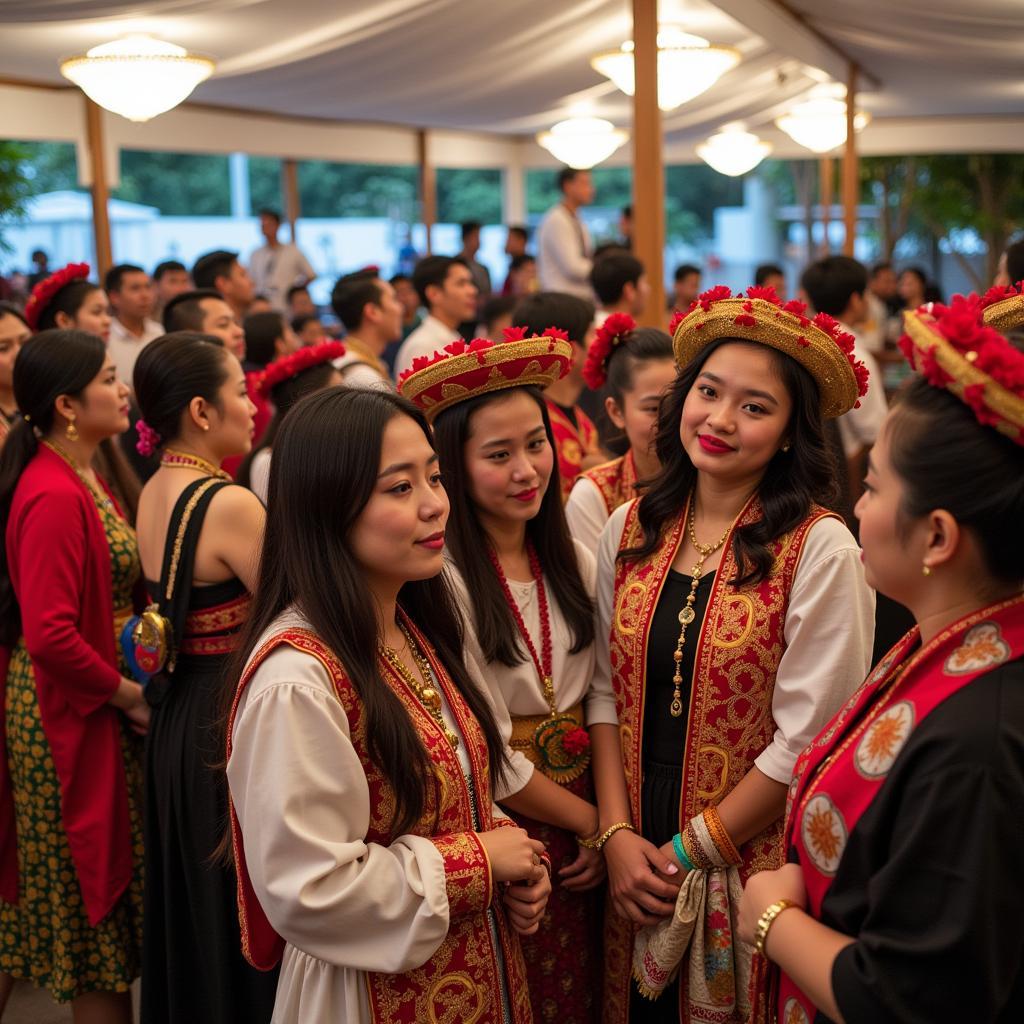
[697, 127, 772, 176]
[60, 34, 215, 122]
[536, 117, 629, 169]
[775, 90, 870, 153]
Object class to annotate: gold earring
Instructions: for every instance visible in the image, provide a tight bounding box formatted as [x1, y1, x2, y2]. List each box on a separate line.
[65, 418, 79, 442]
[922, 564, 931, 577]
[782, 443, 791, 453]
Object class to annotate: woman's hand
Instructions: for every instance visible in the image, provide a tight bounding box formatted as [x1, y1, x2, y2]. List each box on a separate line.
[503, 864, 552, 936]
[603, 828, 681, 926]
[738, 863, 807, 946]
[478, 826, 547, 883]
[558, 843, 606, 892]
[657, 839, 691, 876]
[123, 700, 151, 736]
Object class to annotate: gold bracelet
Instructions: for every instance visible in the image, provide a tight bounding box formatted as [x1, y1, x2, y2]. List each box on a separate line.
[702, 805, 742, 866]
[753, 898, 798, 957]
[576, 825, 602, 850]
[594, 822, 635, 850]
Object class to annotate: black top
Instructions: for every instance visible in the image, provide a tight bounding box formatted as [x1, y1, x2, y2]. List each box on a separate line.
[642, 569, 715, 766]
[803, 657, 1024, 1023]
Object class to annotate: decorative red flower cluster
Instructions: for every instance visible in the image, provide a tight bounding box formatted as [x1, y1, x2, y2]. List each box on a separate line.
[24, 262, 90, 331]
[978, 281, 1022, 309]
[673, 285, 869, 400]
[582, 312, 636, 389]
[899, 294, 1024, 435]
[562, 726, 591, 757]
[256, 340, 346, 398]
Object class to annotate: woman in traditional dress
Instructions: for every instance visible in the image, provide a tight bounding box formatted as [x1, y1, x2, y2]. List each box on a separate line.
[23, 263, 140, 520]
[0, 304, 30, 448]
[236, 340, 345, 504]
[400, 334, 614, 1024]
[0, 329, 148, 1022]
[225, 386, 550, 1023]
[596, 286, 877, 1024]
[739, 293, 1024, 1024]
[566, 314, 676, 552]
[132, 332, 278, 1024]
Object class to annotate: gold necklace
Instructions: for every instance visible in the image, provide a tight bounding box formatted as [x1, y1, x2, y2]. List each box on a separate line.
[380, 623, 460, 750]
[161, 448, 231, 481]
[43, 439, 117, 517]
[668, 505, 732, 717]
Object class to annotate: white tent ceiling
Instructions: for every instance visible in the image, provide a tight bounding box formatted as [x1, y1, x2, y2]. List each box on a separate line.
[1, 0, 1023, 162]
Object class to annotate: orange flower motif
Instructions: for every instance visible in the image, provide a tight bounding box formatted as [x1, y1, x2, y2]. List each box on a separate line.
[805, 806, 842, 863]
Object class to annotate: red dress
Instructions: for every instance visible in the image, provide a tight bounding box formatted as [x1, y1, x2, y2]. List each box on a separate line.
[546, 400, 599, 501]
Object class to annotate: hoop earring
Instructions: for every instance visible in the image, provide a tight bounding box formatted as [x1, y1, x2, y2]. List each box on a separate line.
[65, 418, 79, 442]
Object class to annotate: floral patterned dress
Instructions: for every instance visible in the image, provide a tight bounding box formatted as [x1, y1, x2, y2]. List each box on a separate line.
[0, 480, 144, 1002]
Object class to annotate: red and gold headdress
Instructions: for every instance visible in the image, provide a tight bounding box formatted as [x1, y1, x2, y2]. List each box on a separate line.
[979, 281, 1024, 334]
[899, 294, 1024, 445]
[255, 340, 347, 398]
[670, 284, 868, 419]
[24, 262, 91, 332]
[583, 312, 636, 389]
[398, 332, 572, 422]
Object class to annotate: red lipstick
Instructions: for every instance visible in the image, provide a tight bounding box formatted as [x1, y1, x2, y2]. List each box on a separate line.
[698, 434, 735, 454]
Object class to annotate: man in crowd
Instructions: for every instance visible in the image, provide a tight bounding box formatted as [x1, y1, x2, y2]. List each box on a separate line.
[869, 261, 901, 316]
[330, 269, 402, 389]
[456, 221, 492, 337]
[994, 238, 1024, 287]
[394, 256, 477, 379]
[152, 260, 191, 320]
[536, 167, 595, 299]
[286, 283, 317, 320]
[292, 314, 326, 346]
[590, 249, 648, 325]
[248, 209, 316, 311]
[105, 263, 163, 383]
[671, 263, 702, 312]
[192, 250, 255, 323]
[618, 204, 633, 249]
[163, 288, 246, 360]
[243, 311, 300, 370]
[501, 225, 530, 294]
[754, 262, 787, 300]
[27, 249, 50, 289]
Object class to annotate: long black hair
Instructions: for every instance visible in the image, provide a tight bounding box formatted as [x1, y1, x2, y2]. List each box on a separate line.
[230, 387, 508, 835]
[622, 338, 837, 586]
[235, 362, 338, 490]
[888, 375, 1024, 589]
[0, 329, 107, 644]
[432, 386, 595, 667]
[35, 279, 103, 332]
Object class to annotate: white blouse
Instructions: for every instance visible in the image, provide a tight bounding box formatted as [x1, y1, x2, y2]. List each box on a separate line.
[565, 475, 614, 554]
[594, 502, 876, 784]
[248, 447, 272, 505]
[227, 612, 511, 1024]
[446, 539, 619, 801]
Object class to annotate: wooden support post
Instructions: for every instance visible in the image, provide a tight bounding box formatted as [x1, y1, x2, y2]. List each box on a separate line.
[283, 159, 300, 243]
[84, 97, 112, 278]
[819, 155, 833, 255]
[842, 64, 859, 256]
[631, 0, 666, 325]
[417, 129, 436, 257]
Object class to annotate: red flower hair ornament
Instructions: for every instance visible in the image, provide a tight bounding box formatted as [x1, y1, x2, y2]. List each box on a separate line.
[256, 341, 347, 399]
[24, 262, 91, 332]
[671, 285, 868, 419]
[582, 313, 636, 389]
[900, 293, 1024, 445]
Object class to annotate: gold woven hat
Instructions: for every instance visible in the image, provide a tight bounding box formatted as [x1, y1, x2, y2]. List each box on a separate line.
[670, 285, 868, 419]
[980, 282, 1024, 333]
[900, 294, 1024, 446]
[397, 332, 572, 423]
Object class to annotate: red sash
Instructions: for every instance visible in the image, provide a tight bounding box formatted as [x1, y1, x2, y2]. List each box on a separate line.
[547, 400, 599, 500]
[603, 494, 835, 1024]
[768, 593, 1024, 1024]
[226, 613, 532, 1024]
[575, 450, 639, 516]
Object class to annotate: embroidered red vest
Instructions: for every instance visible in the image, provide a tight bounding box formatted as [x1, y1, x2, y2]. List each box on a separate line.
[547, 400, 599, 500]
[753, 593, 1024, 1024]
[602, 494, 835, 1024]
[227, 616, 532, 1024]
[575, 449, 638, 516]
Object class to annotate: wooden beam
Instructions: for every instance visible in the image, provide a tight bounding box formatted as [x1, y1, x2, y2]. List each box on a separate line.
[842, 64, 859, 256]
[417, 129, 436, 256]
[283, 159, 300, 243]
[84, 97, 112, 279]
[819, 155, 833, 255]
[631, 0, 665, 325]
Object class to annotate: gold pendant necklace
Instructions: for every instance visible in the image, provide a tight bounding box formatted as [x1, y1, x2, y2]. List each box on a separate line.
[380, 623, 460, 750]
[668, 505, 731, 717]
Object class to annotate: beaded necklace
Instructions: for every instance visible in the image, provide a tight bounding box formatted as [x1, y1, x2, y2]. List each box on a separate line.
[43, 439, 117, 518]
[161, 448, 231, 481]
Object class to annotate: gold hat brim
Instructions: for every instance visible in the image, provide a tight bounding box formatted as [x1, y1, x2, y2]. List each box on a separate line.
[981, 293, 1024, 334]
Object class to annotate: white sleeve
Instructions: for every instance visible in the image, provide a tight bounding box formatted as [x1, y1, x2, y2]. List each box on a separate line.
[249, 449, 270, 506]
[837, 349, 887, 455]
[565, 477, 609, 555]
[341, 362, 393, 392]
[754, 518, 876, 784]
[297, 248, 316, 283]
[228, 648, 458, 974]
[541, 210, 593, 285]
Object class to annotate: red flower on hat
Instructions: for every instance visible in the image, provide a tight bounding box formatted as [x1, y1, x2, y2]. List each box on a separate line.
[257, 340, 347, 398]
[542, 327, 570, 343]
[745, 284, 781, 305]
[733, 314, 757, 327]
[24, 262, 91, 332]
[979, 283, 1020, 309]
[668, 309, 687, 335]
[698, 285, 732, 311]
[503, 325, 528, 342]
[583, 312, 636, 389]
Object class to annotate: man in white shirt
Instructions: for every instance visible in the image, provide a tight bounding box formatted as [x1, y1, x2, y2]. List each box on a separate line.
[802, 256, 888, 502]
[248, 209, 316, 311]
[329, 269, 403, 390]
[590, 248, 648, 327]
[393, 257, 478, 379]
[192, 249, 256, 323]
[152, 259, 191, 322]
[105, 263, 164, 384]
[536, 168, 595, 300]
[163, 288, 247, 361]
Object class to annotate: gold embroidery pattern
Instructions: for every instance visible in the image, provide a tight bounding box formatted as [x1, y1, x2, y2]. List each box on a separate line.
[430, 832, 492, 917]
[183, 596, 251, 635]
[578, 450, 638, 516]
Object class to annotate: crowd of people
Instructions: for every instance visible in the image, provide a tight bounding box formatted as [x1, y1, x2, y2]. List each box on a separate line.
[0, 175, 1021, 1024]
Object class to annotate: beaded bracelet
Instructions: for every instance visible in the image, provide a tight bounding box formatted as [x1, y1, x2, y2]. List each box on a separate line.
[671, 833, 696, 872]
[702, 805, 742, 866]
[754, 898, 797, 956]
